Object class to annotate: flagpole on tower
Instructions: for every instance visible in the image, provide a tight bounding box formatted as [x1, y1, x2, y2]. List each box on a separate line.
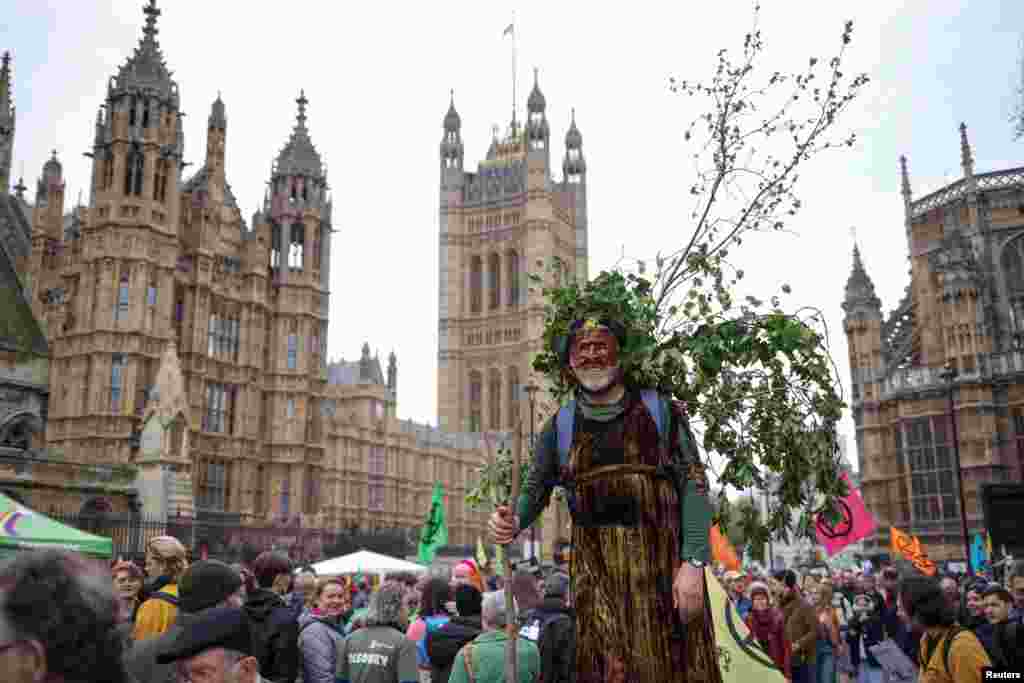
[504, 15, 517, 135]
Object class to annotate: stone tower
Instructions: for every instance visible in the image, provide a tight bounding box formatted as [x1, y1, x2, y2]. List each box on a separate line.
[248, 89, 332, 520]
[45, 0, 186, 468]
[437, 72, 588, 435]
[842, 242, 884, 475]
[0, 51, 13, 195]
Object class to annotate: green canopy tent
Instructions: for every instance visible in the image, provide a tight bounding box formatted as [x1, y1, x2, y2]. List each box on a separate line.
[0, 493, 113, 559]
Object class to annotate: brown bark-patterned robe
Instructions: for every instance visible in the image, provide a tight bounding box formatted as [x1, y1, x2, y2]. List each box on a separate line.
[517, 389, 723, 683]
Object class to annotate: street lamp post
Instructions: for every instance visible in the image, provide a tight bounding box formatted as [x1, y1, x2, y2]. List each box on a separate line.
[524, 381, 540, 565]
[940, 362, 972, 576]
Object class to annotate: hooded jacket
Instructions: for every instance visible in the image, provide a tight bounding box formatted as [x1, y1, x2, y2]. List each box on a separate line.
[780, 590, 818, 668]
[298, 610, 346, 683]
[426, 614, 484, 683]
[745, 606, 788, 675]
[245, 588, 300, 683]
[525, 598, 576, 683]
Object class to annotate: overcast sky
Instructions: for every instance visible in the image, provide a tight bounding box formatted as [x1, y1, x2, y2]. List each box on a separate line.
[4, 1, 1024, 476]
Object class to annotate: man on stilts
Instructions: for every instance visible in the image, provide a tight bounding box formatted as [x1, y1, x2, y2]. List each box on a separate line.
[489, 310, 723, 683]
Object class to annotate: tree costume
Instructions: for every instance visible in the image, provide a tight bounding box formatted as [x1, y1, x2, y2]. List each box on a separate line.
[516, 316, 723, 683]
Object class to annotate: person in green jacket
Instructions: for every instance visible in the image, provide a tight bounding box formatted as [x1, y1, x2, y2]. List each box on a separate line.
[449, 591, 540, 683]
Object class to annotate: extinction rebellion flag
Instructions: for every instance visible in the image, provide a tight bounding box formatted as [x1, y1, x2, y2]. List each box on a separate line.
[417, 482, 448, 565]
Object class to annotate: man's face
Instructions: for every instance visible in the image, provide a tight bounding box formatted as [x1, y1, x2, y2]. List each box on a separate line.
[177, 648, 256, 683]
[965, 590, 984, 616]
[859, 577, 875, 593]
[113, 570, 142, 600]
[983, 595, 1012, 625]
[568, 325, 621, 395]
[1011, 576, 1024, 610]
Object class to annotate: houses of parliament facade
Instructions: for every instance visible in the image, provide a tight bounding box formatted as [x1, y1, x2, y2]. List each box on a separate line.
[0, 1, 583, 558]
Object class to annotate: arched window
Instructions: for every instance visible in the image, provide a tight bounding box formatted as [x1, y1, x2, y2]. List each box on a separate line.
[270, 223, 282, 270]
[289, 223, 305, 270]
[489, 369, 502, 431]
[469, 371, 482, 432]
[489, 253, 502, 309]
[507, 366, 520, 428]
[470, 256, 483, 313]
[1003, 237, 1024, 336]
[507, 249, 520, 308]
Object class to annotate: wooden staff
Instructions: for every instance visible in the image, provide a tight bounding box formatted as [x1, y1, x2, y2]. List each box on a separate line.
[505, 422, 522, 683]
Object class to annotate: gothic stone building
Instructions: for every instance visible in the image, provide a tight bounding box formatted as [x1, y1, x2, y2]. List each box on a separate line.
[844, 124, 1024, 563]
[0, 1, 490, 550]
[436, 72, 587, 558]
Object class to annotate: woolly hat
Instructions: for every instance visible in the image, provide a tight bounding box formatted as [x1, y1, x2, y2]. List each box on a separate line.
[747, 581, 770, 601]
[178, 560, 242, 614]
[454, 559, 485, 592]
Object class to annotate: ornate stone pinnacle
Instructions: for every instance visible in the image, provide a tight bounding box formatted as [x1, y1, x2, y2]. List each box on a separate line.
[142, 0, 161, 42]
[899, 155, 911, 202]
[959, 122, 974, 177]
[296, 90, 309, 128]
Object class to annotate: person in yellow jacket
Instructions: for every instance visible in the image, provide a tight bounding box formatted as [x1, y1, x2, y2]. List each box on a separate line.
[133, 535, 189, 641]
[897, 575, 991, 683]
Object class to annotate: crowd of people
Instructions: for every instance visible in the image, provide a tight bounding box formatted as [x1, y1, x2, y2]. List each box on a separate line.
[3, 533, 1023, 683]
[0, 537, 575, 683]
[716, 561, 1024, 683]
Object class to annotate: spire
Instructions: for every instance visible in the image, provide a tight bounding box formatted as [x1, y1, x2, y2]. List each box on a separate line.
[565, 108, 582, 148]
[13, 175, 26, 200]
[0, 51, 11, 111]
[443, 89, 461, 132]
[959, 122, 975, 178]
[563, 108, 585, 180]
[900, 155, 911, 203]
[273, 90, 323, 178]
[527, 67, 546, 113]
[842, 243, 881, 315]
[113, 0, 175, 99]
[209, 91, 226, 129]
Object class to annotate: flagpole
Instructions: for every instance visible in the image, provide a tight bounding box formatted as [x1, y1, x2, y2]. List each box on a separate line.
[510, 12, 517, 132]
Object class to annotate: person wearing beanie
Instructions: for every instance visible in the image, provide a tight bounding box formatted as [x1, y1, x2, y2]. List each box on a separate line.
[744, 581, 788, 675]
[427, 584, 485, 683]
[406, 576, 452, 678]
[452, 559, 485, 593]
[518, 572, 575, 683]
[777, 569, 818, 683]
[124, 559, 245, 683]
[337, 581, 417, 683]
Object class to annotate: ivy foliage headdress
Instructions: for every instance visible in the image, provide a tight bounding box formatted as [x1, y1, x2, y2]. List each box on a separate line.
[533, 270, 663, 402]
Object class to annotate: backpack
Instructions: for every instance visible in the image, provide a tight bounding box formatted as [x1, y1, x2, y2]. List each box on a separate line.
[920, 626, 968, 676]
[988, 622, 1022, 671]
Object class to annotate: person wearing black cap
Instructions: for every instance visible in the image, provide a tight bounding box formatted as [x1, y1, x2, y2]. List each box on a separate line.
[124, 559, 245, 683]
[520, 572, 575, 683]
[426, 583, 485, 683]
[157, 606, 265, 683]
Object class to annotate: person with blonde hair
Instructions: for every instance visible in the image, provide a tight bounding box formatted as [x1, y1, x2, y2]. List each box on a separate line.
[133, 535, 188, 641]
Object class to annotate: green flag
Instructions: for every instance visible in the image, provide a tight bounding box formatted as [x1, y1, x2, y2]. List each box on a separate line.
[418, 482, 448, 565]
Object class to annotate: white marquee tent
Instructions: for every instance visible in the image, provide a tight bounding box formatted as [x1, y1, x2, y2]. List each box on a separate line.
[309, 550, 428, 578]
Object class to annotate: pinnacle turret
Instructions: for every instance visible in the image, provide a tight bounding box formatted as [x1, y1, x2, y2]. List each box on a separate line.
[0, 51, 14, 194]
[209, 92, 226, 130]
[111, 0, 177, 101]
[959, 122, 974, 178]
[274, 90, 323, 179]
[527, 68, 546, 113]
[563, 108, 585, 180]
[842, 243, 882, 316]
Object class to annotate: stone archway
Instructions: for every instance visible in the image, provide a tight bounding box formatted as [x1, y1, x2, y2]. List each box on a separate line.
[0, 412, 43, 451]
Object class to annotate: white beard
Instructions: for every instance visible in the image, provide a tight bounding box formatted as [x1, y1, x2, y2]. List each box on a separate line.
[574, 366, 619, 395]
